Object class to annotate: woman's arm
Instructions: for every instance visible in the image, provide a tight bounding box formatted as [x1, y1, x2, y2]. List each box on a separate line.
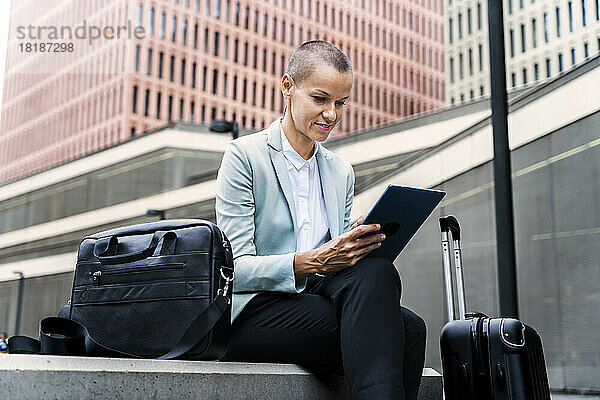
[216, 140, 306, 293]
[293, 163, 384, 280]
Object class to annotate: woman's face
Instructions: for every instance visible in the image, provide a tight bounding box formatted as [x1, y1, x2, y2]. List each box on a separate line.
[282, 65, 353, 143]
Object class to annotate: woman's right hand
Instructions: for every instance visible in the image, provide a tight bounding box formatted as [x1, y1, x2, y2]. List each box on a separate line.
[294, 223, 386, 279]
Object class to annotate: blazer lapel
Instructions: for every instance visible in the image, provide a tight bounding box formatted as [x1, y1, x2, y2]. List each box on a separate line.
[267, 121, 298, 231]
[316, 144, 341, 237]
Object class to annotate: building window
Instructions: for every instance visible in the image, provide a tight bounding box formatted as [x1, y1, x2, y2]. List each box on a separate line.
[179, 99, 184, 120]
[522, 68, 527, 85]
[468, 48, 473, 75]
[448, 18, 453, 43]
[459, 52, 464, 79]
[480, 85, 484, 95]
[204, 28, 209, 53]
[201, 105, 205, 122]
[519, 0, 523, 8]
[596, 0, 600, 20]
[558, 52, 564, 72]
[273, 17, 277, 39]
[190, 101, 195, 122]
[181, 59, 186, 85]
[212, 69, 218, 94]
[568, 1, 574, 31]
[234, 39, 239, 62]
[233, 75, 238, 99]
[202, 66, 207, 90]
[160, 12, 166, 38]
[216, 0, 221, 18]
[520, 24, 526, 53]
[144, 89, 150, 116]
[135, 45, 140, 71]
[137, 4, 143, 27]
[149, 8, 155, 35]
[168, 95, 173, 121]
[156, 92, 162, 119]
[581, 0, 586, 25]
[223, 73, 228, 97]
[214, 32, 220, 56]
[183, 20, 188, 46]
[477, 3, 482, 30]
[532, 19, 537, 48]
[509, 0, 513, 14]
[458, 13, 463, 39]
[169, 56, 175, 81]
[478, 44, 483, 71]
[234, 2, 240, 25]
[132, 85, 138, 113]
[158, 52, 164, 78]
[556, 7, 561, 37]
[224, 35, 229, 59]
[584, 41, 589, 58]
[226, 0, 231, 21]
[192, 62, 197, 88]
[243, 41, 248, 65]
[546, 58, 551, 77]
[206, 0, 211, 16]
[172, 16, 177, 42]
[509, 29, 515, 57]
[571, 47, 576, 64]
[534, 63, 539, 81]
[511, 72, 516, 87]
[244, 6, 249, 29]
[194, 24, 198, 48]
[242, 78, 247, 102]
[147, 48, 152, 75]
[544, 12, 549, 42]
[467, 8, 472, 34]
[254, 9, 259, 32]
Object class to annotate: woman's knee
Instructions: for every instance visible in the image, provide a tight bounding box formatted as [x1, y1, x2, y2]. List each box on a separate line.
[350, 257, 402, 292]
[402, 307, 427, 342]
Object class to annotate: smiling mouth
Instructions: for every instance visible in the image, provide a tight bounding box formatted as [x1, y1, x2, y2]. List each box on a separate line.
[315, 122, 332, 130]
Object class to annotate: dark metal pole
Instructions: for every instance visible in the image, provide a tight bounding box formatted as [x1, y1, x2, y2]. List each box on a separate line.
[487, 0, 519, 318]
[14, 271, 25, 336]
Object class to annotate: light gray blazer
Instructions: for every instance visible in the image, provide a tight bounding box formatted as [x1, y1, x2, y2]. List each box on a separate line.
[215, 118, 355, 322]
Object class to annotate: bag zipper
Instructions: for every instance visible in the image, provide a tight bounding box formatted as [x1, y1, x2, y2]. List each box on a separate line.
[91, 264, 183, 286]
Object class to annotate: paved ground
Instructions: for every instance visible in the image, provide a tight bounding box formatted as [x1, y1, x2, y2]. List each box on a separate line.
[551, 394, 600, 399]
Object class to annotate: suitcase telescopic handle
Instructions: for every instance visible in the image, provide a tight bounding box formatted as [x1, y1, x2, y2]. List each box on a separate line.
[439, 216, 467, 321]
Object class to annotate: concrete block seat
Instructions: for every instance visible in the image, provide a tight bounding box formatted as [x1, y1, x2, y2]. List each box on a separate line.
[0, 355, 442, 399]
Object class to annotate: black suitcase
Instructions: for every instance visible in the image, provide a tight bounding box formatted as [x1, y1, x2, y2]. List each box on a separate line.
[439, 216, 551, 400]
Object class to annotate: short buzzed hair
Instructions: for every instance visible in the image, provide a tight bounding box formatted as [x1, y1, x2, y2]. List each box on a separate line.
[285, 40, 352, 85]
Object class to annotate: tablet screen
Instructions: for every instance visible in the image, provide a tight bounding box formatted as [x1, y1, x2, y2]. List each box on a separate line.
[360, 185, 445, 261]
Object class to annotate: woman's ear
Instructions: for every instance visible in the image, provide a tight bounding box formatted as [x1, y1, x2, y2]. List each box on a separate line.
[281, 74, 294, 100]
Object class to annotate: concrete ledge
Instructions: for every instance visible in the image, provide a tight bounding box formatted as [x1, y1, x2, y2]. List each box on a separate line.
[0, 355, 442, 399]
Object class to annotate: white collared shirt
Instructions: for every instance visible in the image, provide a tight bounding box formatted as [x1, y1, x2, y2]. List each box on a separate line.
[280, 123, 330, 252]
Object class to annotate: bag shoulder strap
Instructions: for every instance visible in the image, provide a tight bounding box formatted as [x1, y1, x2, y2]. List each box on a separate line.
[8, 296, 229, 360]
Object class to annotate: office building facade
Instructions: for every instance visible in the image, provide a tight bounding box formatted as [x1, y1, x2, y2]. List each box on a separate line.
[0, 0, 444, 184]
[445, 0, 600, 103]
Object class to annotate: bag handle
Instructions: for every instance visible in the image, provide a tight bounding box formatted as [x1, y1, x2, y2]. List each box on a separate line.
[8, 292, 230, 360]
[93, 231, 177, 265]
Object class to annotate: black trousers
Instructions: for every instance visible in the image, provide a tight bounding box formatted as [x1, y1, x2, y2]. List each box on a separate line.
[221, 257, 427, 400]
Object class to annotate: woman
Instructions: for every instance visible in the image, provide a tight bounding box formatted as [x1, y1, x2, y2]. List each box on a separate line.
[216, 40, 426, 400]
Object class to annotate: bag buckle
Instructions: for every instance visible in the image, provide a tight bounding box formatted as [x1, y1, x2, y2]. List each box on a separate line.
[217, 267, 234, 304]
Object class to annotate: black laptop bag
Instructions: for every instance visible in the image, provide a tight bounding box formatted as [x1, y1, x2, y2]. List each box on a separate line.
[8, 219, 234, 360]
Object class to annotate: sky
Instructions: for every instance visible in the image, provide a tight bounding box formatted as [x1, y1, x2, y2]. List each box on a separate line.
[0, 0, 11, 122]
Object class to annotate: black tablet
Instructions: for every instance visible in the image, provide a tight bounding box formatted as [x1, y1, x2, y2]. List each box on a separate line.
[360, 185, 446, 261]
